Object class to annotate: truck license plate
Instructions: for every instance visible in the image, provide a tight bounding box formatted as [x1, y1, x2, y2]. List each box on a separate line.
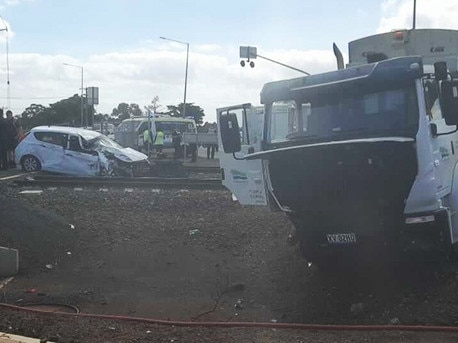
[327, 233, 357, 244]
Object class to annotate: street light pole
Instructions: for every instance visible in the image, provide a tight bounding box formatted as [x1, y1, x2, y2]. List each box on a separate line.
[63, 63, 84, 126]
[160, 36, 189, 118]
[0, 26, 9, 109]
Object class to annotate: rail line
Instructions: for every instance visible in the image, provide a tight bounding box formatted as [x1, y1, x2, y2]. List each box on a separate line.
[13, 175, 224, 190]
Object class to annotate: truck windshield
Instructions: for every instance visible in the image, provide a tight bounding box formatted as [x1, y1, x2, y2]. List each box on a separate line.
[268, 85, 418, 144]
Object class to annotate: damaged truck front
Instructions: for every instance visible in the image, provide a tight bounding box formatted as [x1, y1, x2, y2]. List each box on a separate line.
[218, 29, 458, 266]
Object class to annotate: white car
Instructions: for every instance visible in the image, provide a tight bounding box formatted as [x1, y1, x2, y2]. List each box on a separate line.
[15, 126, 150, 177]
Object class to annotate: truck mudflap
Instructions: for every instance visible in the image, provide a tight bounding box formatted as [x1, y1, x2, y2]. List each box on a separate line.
[400, 209, 452, 254]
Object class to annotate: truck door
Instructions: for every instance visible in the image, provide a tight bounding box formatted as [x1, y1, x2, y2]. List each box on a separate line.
[217, 104, 268, 206]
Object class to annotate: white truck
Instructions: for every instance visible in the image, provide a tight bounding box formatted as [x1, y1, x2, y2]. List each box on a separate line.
[218, 29, 458, 265]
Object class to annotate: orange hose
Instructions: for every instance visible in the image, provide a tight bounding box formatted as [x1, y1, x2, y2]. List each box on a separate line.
[1, 303, 458, 332]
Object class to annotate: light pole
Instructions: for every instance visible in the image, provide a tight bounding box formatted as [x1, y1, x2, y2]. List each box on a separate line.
[160, 36, 189, 118]
[63, 63, 84, 126]
[0, 25, 9, 109]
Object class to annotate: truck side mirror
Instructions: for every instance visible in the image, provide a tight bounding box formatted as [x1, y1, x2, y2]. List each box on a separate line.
[219, 112, 241, 153]
[440, 80, 458, 126]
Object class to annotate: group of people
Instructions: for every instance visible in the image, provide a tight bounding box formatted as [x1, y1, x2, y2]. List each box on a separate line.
[0, 109, 21, 170]
[142, 128, 165, 156]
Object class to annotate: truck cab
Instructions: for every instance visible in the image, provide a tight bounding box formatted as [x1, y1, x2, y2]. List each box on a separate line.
[218, 29, 458, 265]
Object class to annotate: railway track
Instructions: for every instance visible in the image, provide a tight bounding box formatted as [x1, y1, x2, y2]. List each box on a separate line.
[13, 175, 224, 190]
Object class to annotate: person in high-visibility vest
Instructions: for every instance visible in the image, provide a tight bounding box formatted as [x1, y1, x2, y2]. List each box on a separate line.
[143, 129, 152, 155]
[154, 129, 164, 154]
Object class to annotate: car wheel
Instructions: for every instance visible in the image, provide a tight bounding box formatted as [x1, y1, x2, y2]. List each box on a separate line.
[21, 155, 41, 172]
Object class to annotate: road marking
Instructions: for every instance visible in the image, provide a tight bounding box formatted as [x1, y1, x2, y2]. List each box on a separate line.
[99, 188, 108, 192]
[0, 174, 25, 181]
[0, 277, 13, 290]
[19, 190, 43, 195]
[124, 188, 133, 193]
[74, 188, 83, 191]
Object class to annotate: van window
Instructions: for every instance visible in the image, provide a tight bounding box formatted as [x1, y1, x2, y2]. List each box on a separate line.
[154, 121, 195, 134]
[138, 121, 149, 133]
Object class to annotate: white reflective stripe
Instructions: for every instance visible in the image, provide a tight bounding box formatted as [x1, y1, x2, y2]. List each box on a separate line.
[245, 137, 415, 159]
[405, 215, 435, 224]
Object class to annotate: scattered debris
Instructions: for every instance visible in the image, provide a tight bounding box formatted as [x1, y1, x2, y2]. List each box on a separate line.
[146, 330, 152, 334]
[151, 189, 161, 193]
[95, 260, 105, 268]
[389, 317, 401, 325]
[45, 264, 53, 270]
[124, 188, 134, 193]
[99, 188, 109, 192]
[47, 187, 57, 191]
[73, 187, 83, 191]
[69, 224, 76, 230]
[234, 298, 244, 309]
[270, 319, 278, 323]
[66, 251, 72, 255]
[189, 229, 200, 236]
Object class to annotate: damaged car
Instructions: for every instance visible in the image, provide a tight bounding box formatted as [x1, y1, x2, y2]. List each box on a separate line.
[15, 126, 150, 177]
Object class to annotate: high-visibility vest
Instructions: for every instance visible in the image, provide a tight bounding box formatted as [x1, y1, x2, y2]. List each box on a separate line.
[154, 131, 164, 145]
[143, 129, 151, 143]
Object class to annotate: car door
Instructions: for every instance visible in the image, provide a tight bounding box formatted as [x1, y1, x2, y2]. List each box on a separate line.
[32, 131, 66, 172]
[62, 135, 100, 176]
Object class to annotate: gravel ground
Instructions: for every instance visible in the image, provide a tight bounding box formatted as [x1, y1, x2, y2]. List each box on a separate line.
[1, 183, 458, 342]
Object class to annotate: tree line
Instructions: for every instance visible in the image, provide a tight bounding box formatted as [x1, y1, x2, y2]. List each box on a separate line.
[20, 95, 205, 130]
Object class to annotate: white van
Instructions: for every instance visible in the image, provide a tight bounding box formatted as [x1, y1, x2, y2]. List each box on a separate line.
[114, 115, 197, 150]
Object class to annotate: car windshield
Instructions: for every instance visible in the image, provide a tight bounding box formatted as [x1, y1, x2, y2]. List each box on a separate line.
[84, 135, 124, 150]
[268, 85, 419, 143]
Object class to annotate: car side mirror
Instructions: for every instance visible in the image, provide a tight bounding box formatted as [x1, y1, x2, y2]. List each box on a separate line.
[219, 112, 241, 153]
[440, 80, 458, 126]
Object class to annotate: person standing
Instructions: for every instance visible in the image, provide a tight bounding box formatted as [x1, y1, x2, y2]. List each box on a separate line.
[6, 110, 19, 168]
[143, 128, 152, 156]
[0, 109, 8, 170]
[154, 129, 164, 155]
[172, 129, 182, 159]
[206, 126, 217, 159]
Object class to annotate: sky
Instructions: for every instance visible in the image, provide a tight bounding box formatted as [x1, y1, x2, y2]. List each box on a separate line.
[0, 0, 457, 123]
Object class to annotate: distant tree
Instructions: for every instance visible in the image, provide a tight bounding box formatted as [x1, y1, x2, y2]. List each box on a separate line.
[144, 96, 161, 114]
[111, 102, 143, 121]
[20, 95, 83, 129]
[129, 103, 143, 117]
[21, 104, 46, 119]
[166, 102, 205, 125]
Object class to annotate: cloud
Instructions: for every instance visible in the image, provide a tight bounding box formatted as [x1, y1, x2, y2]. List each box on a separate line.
[377, 0, 458, 32]
[0, 0, 33, 11]
[3, 44, 336, 123]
